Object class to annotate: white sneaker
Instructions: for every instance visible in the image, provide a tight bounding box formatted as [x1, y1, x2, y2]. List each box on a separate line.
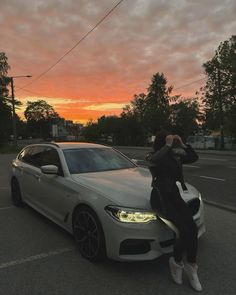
[184, 263, 203, 292]
[169, 257, 184, 285]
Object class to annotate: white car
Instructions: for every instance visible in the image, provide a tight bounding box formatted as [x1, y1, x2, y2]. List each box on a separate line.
[10, 142, 206, 262]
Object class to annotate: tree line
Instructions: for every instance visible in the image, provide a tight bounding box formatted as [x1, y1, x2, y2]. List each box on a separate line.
[0, 35, 235, 147]
[83, 36, 236, 147]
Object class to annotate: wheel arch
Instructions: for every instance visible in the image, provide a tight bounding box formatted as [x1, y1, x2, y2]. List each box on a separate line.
[72, 203, 102, 228]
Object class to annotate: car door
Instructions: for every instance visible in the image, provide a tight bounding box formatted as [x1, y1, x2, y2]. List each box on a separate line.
[17, 146, 44, 205]
[35, 147, 73, 224]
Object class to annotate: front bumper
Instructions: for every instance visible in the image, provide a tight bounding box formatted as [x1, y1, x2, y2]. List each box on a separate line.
[102, 198, 206, 261]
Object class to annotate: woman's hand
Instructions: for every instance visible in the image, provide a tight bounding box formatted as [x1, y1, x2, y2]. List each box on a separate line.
[174, 135, 186, 148]
[165, 135, 174, 146]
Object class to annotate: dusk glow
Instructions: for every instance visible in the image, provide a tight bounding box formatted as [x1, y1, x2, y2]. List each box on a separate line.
[1, 0, 236, 124]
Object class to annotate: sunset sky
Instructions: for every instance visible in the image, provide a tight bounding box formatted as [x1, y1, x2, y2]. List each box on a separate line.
[1, 0, 236, 124]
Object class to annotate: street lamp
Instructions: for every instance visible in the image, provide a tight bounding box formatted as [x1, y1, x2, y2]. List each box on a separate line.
[9, 75, 32, 146]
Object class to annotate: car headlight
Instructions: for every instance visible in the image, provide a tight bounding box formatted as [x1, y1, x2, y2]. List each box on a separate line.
[105, 206, 157, 223]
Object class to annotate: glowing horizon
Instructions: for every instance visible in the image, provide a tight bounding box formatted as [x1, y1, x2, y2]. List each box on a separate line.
[1, 0, 235, 124]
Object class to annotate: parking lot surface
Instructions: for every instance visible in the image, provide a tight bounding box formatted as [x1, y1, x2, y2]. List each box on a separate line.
[0, 153, 236, 295]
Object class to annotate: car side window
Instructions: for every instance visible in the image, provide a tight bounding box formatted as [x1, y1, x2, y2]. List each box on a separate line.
[18, 147, 35, 164]
[28, 146, 47, 167]
[19, 146, 63, 176]
[18, 148, 28, 162]
[40, 148, 64, 176]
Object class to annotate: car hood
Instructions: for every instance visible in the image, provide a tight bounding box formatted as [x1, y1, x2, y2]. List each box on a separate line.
[71, 167, 199, 209]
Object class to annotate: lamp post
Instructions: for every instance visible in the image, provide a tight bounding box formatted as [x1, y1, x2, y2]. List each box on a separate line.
[9, 75, 32, 146]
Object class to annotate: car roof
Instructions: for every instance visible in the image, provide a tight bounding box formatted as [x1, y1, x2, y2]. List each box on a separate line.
[55, 142, 110, 150]
[26, 142, 110, 150]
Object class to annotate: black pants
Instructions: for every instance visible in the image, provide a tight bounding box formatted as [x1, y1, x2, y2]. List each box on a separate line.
[151, 185, 198, 263]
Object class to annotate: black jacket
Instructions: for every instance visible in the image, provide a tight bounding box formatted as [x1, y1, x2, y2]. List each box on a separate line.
[147, 144, 198, 194]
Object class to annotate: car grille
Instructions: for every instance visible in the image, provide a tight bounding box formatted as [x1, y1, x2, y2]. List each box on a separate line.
[187, 198, 200, 216]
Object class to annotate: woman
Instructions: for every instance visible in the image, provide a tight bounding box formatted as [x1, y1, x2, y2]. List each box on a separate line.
[147, 130, 202, 292]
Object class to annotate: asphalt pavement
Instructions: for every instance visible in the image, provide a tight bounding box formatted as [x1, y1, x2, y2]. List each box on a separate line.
[0, 152, 236, 294]
[0, 193, 235, 294]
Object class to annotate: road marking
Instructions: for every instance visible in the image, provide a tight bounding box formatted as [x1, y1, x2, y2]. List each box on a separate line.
[0, 247, 74, 270]
[0, 206, 14, 210]
[199, 157, 227, 161]
[184, 165, 200, 168]
[199, 175, 225, 181]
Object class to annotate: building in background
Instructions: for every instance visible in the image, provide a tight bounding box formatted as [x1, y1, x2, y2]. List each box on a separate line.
[51, 119, 83, 141]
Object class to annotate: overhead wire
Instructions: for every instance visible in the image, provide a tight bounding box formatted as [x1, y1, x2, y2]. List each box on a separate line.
[174, 77, 206, 91]
[17, 0, 125, 91]
[18, 76, 206, 100]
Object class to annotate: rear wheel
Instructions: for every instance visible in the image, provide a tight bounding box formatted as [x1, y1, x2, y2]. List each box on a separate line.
[73, 206, 106, 262]
[11, 178, 23, 207]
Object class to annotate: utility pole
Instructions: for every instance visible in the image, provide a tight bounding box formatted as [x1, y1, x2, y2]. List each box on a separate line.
[10, 77, 17, 146]
[9, 75, 32, 146]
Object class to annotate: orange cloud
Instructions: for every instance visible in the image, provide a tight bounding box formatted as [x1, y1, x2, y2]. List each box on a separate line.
[2, 0, 235, 123]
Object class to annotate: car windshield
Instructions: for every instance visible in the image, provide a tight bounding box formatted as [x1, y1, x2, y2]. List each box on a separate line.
[63, 148, 136, 174]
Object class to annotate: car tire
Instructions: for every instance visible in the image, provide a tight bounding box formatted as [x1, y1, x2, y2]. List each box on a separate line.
[73, 206, 106, 262]
[11, 178, 23, 207]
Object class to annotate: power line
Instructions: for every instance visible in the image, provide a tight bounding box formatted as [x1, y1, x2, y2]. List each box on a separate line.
[17, 0, 125, 91]
[19, 76, 206, 101]
[174, 77, 206, 91]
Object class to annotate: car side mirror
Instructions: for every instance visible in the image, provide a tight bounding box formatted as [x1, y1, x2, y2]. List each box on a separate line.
[40, 165, 59, 175]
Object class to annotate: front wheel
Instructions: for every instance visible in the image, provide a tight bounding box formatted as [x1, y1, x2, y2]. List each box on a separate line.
[73, 206, 106, 262]
[11, 178, 23, 207]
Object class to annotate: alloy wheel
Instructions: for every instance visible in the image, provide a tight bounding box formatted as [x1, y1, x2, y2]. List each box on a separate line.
[73, 210, 102, 260]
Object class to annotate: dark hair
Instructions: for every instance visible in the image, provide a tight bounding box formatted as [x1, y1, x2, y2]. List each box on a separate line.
[153, 130, 170, 151]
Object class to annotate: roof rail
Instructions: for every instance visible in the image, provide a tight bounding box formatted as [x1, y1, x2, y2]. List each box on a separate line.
[34, 142, 61, 148]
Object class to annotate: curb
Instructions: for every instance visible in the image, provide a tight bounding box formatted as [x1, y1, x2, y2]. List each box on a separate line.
[203, 199, 236, 213]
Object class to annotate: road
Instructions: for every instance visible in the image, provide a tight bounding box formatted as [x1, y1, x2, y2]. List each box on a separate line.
[0, 153, 236, 294]
[115, 147, 236, 210]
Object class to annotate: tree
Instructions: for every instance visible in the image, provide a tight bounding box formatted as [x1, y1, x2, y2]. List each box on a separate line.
[24, 100, 59, 122]
[82, 120, 101, 142]
[98, 115, 121, 145]
[224, 104, 236, 138]
[0, 52, 12, 143]
[122, 93, 147, 121]
[170, 98, 201, 140]
[122, 73, 171, 136]
[119, 115, 146, 146]
[202, 35, 236, 148]
[0, 52, 10, 100]
[144, 72, 171, 133]
[0, 99, 12, 143]
[24, 100, 59, 138]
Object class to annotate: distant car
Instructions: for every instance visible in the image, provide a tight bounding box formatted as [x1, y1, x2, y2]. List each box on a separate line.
[10, 142, 206, 262]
